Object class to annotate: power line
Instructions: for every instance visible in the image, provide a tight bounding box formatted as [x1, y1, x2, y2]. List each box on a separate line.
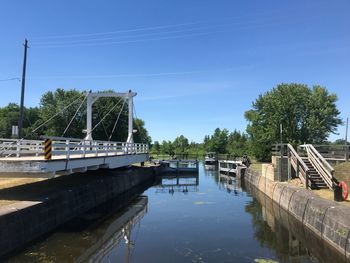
[26, 66, 251, 80]
[30, 11, 294, 41]
[31, 20, 266, 46]
[32, 29, 229, 48]
[0, 78, 21, 82]
[32, 26, 209, 45]
[31, 16, 284, 48]
[31, 21, 204, 40]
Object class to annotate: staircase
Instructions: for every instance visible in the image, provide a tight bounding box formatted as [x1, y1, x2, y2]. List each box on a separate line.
[302, 158, 328, 189]
[286, 144, 335, 190]
[299, 144, 336, 190]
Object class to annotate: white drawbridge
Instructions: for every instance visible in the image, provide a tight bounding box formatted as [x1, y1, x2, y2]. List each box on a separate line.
[0, 90, 149, 178]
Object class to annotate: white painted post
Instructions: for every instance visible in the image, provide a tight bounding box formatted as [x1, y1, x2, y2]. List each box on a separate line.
[126, 90, 133, 144]
[66, 139, 70, 159]
[85, 93, 93, 140]
[82, 139, 86, 158]
[35, 142, 39, 157]
[16, 140, 21, 157]
[95, 141, 98, 157]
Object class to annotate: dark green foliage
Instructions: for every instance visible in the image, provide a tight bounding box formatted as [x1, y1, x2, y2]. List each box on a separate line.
[245, 83, 342, 161]
[0, 89, 151, 144]
[151, 129, 249, 158]
[173, 135, 189, 153]
[204, 128, 229, 153]
[203, 128, 249, 156]
[38, 89, 86, 138]
[133, 118, 152, 144]
[0, 103, 40, 139]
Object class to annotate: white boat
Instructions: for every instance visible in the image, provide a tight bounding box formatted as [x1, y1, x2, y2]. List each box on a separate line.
[205, 152, 217, 165]
[218, 160, 244, 176]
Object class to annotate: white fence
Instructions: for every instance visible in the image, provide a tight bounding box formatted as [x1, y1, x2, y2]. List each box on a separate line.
[0, 137, 148, 159]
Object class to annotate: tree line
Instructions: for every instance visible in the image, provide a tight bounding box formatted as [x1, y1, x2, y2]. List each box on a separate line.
[150, 83, 343, 162]
[150, 129, 249, 158]
[0, 84, 343, 162]
[0, 89, 152, 144]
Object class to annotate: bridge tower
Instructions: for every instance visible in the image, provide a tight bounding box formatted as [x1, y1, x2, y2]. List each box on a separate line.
[85, 90, 136, 143]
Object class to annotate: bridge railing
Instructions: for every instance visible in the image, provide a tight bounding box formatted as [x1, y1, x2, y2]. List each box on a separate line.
[0, 137, 148, 158]
[0, 138, 44, 157]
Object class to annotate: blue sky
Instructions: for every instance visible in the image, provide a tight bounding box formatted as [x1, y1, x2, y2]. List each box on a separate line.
[0, 0, 349, 143]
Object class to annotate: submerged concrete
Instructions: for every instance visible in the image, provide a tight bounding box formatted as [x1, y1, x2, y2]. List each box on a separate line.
[243, 168, 350, 262]
[0, 166, 156, 259]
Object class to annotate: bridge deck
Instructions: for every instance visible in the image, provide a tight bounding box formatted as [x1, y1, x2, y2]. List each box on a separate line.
[0, 151, 127, 161]
[0, 137, 149, 178]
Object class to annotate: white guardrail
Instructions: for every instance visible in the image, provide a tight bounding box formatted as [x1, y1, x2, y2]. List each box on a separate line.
[0, 137, 148, 158]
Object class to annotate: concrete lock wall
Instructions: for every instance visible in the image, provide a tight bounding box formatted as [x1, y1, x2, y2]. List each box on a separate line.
[243, 168, 350, 262]
[0, 166, 155, 259]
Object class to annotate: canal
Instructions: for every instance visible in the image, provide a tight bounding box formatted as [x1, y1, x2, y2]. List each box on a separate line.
[5, 163, 345, 263]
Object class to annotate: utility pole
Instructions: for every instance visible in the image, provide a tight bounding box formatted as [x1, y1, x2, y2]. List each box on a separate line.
[18, 39, 29, 139]
[279, 123, 283, 181]
[345, 117, 349, 161]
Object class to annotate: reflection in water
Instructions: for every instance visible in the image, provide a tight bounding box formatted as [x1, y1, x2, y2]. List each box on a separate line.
[246, 184, 347, 263]
[218, 173, 243, 196]
[154, 174, 199, 194]
[5, 163, 346, 263]
[245, 197, 313, 263]
[6, 183, 151, 263]
[204, 164, 216, 171]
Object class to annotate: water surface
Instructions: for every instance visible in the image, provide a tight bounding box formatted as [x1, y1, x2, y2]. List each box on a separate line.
[7, 163, 342, 263]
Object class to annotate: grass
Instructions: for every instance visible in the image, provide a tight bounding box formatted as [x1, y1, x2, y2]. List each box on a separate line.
[0, 178, 45, 190]
[0, 178, 46, 207]
[249, 162, 264, 173]
[334, 162, 350, 183]
[289, 161, 350, 205]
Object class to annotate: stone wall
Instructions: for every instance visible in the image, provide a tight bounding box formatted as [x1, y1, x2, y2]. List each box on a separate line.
[244, 168, 350, 262]
[271, 156, 289, 181]
[0, 166, 155, 259]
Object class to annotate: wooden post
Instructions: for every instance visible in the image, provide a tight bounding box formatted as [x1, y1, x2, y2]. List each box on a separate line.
[296, 160, 300, 182]
[18, 39, 29, 139]
[305, 170, 309, 189]
[345, 117, 349, 161]
[287, 149, 291, 181]
[279, 144, 283, 181]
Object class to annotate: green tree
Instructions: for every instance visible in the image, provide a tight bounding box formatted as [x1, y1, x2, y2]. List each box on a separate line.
[0, 103, 20, 138]
[227, 130, 249, 157]
[0, 103, 40, 139]
[151, 141, 161, 154]
[205, 128, 229, 153]
[160, 140, 174, 156]
[133, 118, 152, 144]
[37, 89, 87, 138]
[245, 83, 342, 161]
[37, 89, 130, 141]
[0, 89, 151, 145]
[173, 135, 189, 154]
